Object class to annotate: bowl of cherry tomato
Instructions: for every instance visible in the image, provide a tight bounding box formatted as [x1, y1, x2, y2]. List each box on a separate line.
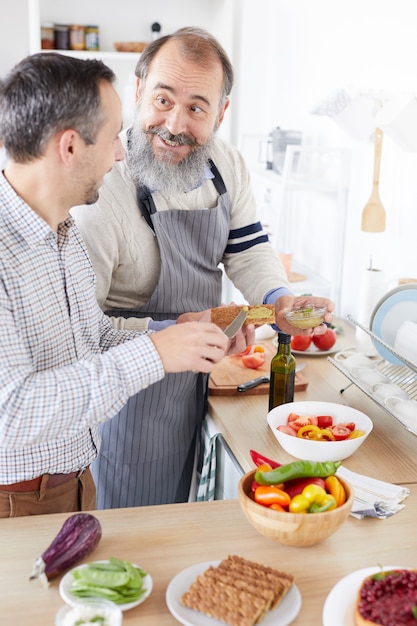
[267, 401, 373, 462]
[238, 463, 354, 546]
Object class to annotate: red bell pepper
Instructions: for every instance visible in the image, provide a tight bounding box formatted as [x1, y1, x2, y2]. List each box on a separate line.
[249, 450, 281, 469]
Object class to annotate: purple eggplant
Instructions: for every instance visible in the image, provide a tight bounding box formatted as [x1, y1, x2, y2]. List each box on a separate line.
[30, 513, 102, 585]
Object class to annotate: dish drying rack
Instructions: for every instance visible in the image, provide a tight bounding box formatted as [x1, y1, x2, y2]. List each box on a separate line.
[328, 315, 417, 435]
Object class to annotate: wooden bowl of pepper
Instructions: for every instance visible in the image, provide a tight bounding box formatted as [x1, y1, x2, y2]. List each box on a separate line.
[238, 464, 354, 547]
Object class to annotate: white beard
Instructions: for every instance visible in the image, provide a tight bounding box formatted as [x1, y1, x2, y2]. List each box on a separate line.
[127, 115, 215, 193]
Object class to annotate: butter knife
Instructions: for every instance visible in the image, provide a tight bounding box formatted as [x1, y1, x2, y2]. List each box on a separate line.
[223, 309, 248, 339]
[237, 376, 270, 392]
[237, 363, 305, 392]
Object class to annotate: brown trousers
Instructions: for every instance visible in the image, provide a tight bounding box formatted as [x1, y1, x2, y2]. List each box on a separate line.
[0, 468, 96, 518]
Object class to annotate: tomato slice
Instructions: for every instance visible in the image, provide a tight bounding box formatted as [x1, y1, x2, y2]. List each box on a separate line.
[317, 415, 333, 429]
[338, 421, 356, 432]
[241, 353, 265, 369]
[234, 346, 252, 357]
[288, 416, 312, 431]
[331, 425, 352, 441]
[276, 425, 297, 436]
[287, 412, 300, 423]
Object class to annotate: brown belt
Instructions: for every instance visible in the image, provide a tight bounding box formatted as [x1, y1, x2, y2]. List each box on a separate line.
[0, 468, 88, 493]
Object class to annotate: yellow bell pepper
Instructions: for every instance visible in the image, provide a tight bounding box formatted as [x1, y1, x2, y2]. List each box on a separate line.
[289, 484, 337, 514]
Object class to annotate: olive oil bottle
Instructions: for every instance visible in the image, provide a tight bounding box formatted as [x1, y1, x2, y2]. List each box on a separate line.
[268, 332, 296, 410]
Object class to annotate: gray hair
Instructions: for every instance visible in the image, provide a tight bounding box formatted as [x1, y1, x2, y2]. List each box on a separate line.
[0, 52, 116, 163]
[135, 26, 234, 106]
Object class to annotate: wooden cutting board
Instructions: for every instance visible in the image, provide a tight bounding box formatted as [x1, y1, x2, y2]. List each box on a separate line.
[208, 341, 308, 396]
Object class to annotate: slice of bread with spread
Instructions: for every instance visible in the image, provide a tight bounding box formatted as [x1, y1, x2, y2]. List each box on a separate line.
[211, 305, 275, 328]
[355, 568, 417, 625]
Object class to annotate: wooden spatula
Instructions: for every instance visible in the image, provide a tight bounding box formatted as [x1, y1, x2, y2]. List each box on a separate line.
[361, 128, 386, 232]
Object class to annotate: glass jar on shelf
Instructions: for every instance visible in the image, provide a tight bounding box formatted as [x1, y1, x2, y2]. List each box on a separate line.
[85, 25, 100, 51]
[54, 24, 69, 50]
[41, 23, 54, 49]
[69, 25, 85, 51]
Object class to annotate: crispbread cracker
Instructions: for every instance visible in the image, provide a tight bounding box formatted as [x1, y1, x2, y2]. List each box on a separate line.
[220, 554, 294, 608]
[203, 566, 274, 616]
[180, 575, 266, 626]
[179, 555, 294, 626]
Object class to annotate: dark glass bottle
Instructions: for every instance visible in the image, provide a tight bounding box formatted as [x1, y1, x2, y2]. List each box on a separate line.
[268, 333, 296, 410]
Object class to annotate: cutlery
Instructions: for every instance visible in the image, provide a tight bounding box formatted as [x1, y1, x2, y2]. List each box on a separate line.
[361, 128, 386, 232]
[237, 363, 305, 392]
[223, 309, 248, 339]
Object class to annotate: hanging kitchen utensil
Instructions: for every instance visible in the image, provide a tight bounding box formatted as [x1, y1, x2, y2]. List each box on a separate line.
[361, 128, 386, 232]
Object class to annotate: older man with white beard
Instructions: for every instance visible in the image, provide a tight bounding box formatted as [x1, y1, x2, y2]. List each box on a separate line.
[72, 27, 333, 509]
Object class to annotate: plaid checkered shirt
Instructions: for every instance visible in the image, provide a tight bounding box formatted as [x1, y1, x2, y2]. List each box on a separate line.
[0, 173, 164, 483]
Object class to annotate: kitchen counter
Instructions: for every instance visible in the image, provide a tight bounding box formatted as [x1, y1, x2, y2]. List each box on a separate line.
[2, 318, 416, 626]
[208, 319, 417, 484]
[1, 490, 417, 626]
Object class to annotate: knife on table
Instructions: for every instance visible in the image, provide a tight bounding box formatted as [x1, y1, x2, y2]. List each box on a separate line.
[237, 363, 305, 392]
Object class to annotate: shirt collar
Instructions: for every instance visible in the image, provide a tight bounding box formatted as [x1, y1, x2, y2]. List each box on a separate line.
[0, 172, 73, 248]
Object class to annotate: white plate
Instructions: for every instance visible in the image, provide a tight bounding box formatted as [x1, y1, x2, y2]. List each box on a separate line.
[59, 560, 153, 612]
[322, 565, 406, 626]
[166, 560, 301, 626]
[370, 284, 417, 365]
[272, 337, 342, 356]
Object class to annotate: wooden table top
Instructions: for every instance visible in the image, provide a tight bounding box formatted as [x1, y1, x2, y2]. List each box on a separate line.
[208, 320, 417, 484]
[1, 492, 416, 626]
[1, 318, 416, 625]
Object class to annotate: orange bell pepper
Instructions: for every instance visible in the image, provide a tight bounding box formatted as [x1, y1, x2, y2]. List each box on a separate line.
[324, 475, 346, 507]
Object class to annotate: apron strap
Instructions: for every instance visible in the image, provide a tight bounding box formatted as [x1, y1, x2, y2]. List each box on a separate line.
[138, 185, 157, 232]
[208, 159, 227, 195]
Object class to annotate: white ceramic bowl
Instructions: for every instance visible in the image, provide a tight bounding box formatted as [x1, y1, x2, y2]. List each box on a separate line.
[55, 598, 122, 626]
[267, 401, 373, 462]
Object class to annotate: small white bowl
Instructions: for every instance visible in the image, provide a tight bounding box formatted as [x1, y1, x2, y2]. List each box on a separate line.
[267, 401, 373, 462]
[55, 598, 122, 626]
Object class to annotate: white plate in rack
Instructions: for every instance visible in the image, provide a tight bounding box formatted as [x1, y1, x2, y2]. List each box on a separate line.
[370, 284, 417, 365]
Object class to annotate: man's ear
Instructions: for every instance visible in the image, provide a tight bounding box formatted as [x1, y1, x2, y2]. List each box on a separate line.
[216, 98, 230, 129]
[58, 129, 79, 165]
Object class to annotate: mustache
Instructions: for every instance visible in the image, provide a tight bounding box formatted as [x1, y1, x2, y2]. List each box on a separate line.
[144, 126, 197, 146]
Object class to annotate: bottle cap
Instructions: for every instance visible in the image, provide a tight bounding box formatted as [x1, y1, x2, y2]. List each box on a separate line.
[278, 332, 291, 343]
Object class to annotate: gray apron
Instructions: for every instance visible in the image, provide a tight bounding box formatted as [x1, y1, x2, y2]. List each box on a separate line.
[92, 161, 230, 507]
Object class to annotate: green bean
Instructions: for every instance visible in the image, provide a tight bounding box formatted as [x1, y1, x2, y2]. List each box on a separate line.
[70, 557, 147, 605]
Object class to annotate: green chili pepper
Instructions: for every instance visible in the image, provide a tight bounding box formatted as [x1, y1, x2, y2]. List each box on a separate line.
[412, 605, 417, 619]
[254, 460, 342, 486]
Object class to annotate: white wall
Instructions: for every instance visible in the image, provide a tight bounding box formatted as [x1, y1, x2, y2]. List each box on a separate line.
[2, 0, 417, 320]
[0, 1, 30, 76]
[233, 0, 417, 318]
